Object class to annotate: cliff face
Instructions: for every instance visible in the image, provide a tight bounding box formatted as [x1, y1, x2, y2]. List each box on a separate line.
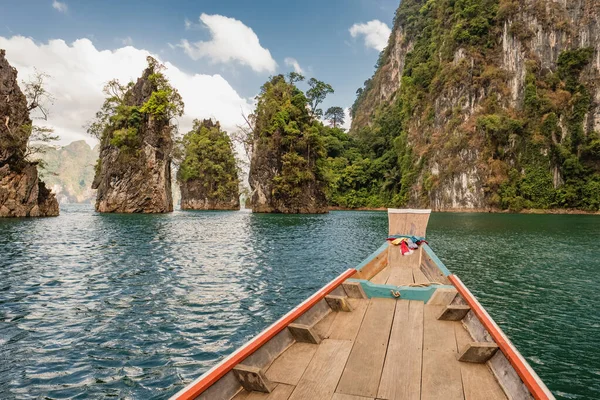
[352, 0, 600, 211]
[249, 75, 328, 214]
[0, 50, 58, 217]
[180, 183, 239, 210]
[177, 119, 240, 211]
[92, 63, 176, 213]
[250, 144, 328, 214]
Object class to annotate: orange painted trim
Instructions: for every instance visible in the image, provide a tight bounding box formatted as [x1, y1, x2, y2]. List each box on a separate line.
[448, 274, 553, 400]
[171, 268, 357, 400]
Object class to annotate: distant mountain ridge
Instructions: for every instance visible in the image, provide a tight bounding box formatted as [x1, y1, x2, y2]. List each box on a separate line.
[38, 140, 98, 204]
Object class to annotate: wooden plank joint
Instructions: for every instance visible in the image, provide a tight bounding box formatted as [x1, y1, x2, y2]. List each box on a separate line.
[458, 342, 499, 363]
[325, 295, 353, 312]
[232, 364, 276, 393]
[438, 304, 471, 321]
[288, 323, 321, 344]
[427, 287, 457, 305]
[342, 281, 367, 299]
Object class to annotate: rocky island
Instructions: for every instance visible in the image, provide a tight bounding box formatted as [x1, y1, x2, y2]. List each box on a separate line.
[90, 57, 183, 213]
[0, 50, 58, 217]
[249, 75, 329, 214]
[177, 119, 240, 210]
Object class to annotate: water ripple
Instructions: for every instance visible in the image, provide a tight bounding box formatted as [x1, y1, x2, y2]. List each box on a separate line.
[0, 206, 598, 399]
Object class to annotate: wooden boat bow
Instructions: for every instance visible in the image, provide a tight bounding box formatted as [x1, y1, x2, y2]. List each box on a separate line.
[172, 209, 554, 400]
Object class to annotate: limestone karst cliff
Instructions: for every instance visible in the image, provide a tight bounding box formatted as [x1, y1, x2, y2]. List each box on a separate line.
[0, 50, 58, 217]
[177, 119, 240, 210]
[249, 75, 328, 214]
[91, 57, 183, 213]
[351, 0, 600, 211]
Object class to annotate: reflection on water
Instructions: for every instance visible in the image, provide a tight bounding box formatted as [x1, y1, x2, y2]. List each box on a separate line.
[0, 205, 598, 399]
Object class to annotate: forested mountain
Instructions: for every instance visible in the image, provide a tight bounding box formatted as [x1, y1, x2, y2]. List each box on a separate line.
[348, 0, 600, 211]
[38, 141, 97, 204]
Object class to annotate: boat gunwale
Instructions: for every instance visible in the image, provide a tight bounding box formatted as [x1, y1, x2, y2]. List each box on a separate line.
[170, 268, 357, 400]
[449, 274, 554, 400]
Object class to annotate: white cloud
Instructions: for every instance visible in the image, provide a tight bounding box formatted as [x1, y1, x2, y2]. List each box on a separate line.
[0, 36, 254, 146]
[349, 20, 391, 51]
[120, 36, 133, 46]
[284, 57, 304, 74]
[341, 107, 352, 131]
[52, 0, 68, 13]
[179, 13, 277, 73]
[184, 18, 192, 30]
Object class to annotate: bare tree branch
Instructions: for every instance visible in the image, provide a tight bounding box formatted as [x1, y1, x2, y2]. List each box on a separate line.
[23, 69, 54, 121]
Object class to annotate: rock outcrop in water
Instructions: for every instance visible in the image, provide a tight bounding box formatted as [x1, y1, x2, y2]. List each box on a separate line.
[351, 0, 600, 211]
[177, 119, 240, 210]
[91, 57, 183, 213]
[249, 75, 328, 214]
[0, 50, 59, 217]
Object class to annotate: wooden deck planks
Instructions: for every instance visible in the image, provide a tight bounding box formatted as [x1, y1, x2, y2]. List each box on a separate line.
[386, 267, 414, 286]
[236, 300, 508, 400]
[412, 268, 430, 284]
[377, 300, 424, 400]
[454, 324, 507, 400]
[423, 305, 458, 352]
[265, 343, 318, 386]
[370, 266, 390, 284]
[313, 310, 338, 339]
[331, 394, 373, 400]
[232, 384, 296, 400]
[336, 298, 396, 398]
[421, 304, 464, 400]
[287, 339, 353, 400]
[326, 299, 369, 341]
[421, 350, 464, 400]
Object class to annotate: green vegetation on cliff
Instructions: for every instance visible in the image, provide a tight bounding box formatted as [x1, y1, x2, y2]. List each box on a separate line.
[90, 56, 183, 213]
[347, 0, 600, 211]
[176, 119, 239, 204]
[249, 74, 330, 212]
[88, 56, 183, 156]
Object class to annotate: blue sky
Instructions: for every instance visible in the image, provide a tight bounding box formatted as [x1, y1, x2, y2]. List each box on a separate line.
[1, 0, 399, 144]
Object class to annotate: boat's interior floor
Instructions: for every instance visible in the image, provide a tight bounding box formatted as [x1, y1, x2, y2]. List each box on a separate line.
[233, 295, 507, 400]
[371, 250, 433, 286]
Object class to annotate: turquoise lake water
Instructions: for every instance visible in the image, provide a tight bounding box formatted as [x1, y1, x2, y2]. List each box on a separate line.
[0, 204, 599, 399]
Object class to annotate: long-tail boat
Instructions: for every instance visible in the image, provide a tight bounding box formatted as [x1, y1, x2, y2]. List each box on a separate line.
[172, 209, 554, 400]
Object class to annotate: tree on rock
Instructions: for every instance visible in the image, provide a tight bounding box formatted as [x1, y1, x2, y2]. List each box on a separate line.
[176, 119, 240, 210]
[89, 56, 183, 213]
[248, 74, 330, 213]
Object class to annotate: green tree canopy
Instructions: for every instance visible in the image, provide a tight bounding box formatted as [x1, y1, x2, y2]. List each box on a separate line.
[324, 106, 346, 128]
[306, 78, 334, 118]
[87, 56, 184, 152]
[177, 119, 239, 201]
[250, 75, 328, 209]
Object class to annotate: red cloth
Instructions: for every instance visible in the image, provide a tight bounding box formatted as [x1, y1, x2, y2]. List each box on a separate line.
[400, 241, 411, 255]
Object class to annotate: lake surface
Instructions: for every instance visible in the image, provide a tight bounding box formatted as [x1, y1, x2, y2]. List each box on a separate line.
[0, 205, 599, 399]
